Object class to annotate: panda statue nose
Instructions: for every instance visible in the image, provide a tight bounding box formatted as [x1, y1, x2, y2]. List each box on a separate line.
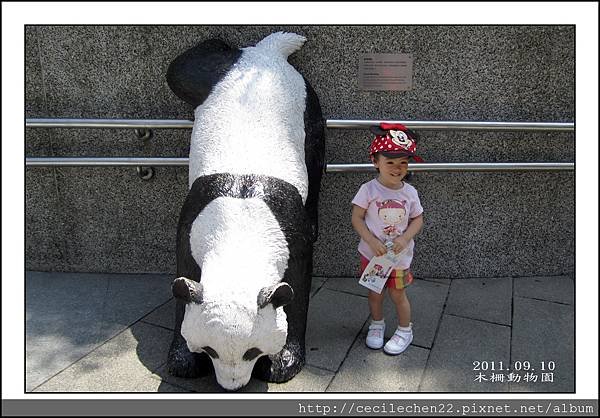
[223, 378, 245, 392]
[216, 368, 252, 391]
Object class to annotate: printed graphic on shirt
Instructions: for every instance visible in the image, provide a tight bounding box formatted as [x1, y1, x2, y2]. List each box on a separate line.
[375, 199, 407, 240]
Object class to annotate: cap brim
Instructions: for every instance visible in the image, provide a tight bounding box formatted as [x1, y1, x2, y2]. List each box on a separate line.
[379, 151, 424, 162]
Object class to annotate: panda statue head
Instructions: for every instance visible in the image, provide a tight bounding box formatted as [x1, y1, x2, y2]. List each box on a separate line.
[173, 277, 294, 390]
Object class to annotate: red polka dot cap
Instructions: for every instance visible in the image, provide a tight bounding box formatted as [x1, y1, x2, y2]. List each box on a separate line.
[368, 123, 424, 162]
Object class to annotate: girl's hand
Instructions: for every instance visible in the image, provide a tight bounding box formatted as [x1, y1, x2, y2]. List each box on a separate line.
[392, 236, 410, 254]
[368, 237, 387, 257]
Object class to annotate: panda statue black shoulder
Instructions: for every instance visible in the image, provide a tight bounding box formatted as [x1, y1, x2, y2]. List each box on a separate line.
[166, 32, 325, 391]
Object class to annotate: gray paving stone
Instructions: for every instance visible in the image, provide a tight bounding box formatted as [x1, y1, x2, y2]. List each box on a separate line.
[514, 276, 574, 305]
[26, 271, 173, 391]
[323, 277, 369, 297]
[141, 298, 176, 330]
[266, 366, 334, 392]
[34, 322, 172, 392]
[328, 338, 429, 392]
[153, 364, 237, 393]
[311, 277, 328, 297]
[359, 279, 448, 349]
[323, 277, 449, 349]
[27, 271, 173, 327]
[510, 297, 574, 392]
[446, 278, 512, 325]
[98, 274, 174, 325]
[26, 272, 112, 391]
[420, 314, 510, 392]
[305, 288, 370, 372]
[419, 277, 452, 285]
[25, 269, 575, 394]
[136, 376, 191, 392]
[26, 322, 126, 391]
[402, 280, 448, 348]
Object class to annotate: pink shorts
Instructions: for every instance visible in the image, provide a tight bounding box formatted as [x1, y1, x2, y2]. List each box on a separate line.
[359, 255, 414, 290]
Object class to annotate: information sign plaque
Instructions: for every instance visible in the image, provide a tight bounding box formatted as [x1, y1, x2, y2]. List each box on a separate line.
[359, 53, 414, 91]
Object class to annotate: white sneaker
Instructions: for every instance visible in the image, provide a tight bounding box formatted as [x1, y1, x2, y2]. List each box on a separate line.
[383, 324, 413, 355]
[366, 322, 386, 349]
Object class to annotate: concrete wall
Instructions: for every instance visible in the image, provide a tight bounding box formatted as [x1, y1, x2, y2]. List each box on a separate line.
[25, 25, 574, 279]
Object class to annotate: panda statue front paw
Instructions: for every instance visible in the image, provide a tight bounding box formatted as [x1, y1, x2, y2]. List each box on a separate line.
[167, 334, 213, 378]
[253, 342, 305, 383]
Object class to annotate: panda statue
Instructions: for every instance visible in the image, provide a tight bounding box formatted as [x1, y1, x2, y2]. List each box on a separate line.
[165, 32, 325, 391]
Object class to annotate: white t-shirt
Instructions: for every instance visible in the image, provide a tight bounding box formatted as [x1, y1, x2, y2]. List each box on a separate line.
[352, 179, 424, 269]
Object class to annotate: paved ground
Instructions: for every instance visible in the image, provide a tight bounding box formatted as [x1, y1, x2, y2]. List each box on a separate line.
[25, 271, 574, 393]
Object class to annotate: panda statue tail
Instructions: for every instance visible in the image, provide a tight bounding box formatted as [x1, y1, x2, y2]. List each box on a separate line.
[254, 32, 306, 59]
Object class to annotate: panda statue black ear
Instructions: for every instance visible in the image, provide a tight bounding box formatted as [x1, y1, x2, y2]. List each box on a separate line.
[257, 282, 294, 309]
[172, 277, 203, 304]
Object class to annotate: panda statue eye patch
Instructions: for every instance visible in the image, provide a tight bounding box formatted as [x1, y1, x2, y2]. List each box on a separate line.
[243, 347, 263, 361]
[202, 346, 219, 359]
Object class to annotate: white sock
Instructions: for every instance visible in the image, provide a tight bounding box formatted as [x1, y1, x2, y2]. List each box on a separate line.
[371, 319, 385, 325]
[397, 324, 412, 332]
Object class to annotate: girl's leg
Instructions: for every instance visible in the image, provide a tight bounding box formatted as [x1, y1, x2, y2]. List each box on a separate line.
[368, 290, 386, 320]
[366, 290, 386, 349]
[384, 287, 413, 355]
[387, 287, 411, 327]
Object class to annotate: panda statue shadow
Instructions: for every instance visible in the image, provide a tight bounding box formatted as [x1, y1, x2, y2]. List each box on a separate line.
[165, 32, 325, 391]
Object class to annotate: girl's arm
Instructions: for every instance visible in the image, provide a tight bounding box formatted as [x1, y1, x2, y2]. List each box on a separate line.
[392, 214, 424, 253]
[351, 204, 387, 256]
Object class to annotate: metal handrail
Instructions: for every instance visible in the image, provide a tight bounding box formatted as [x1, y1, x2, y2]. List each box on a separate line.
[327, 120, 574, 131]
[25, 118, 574, 172]
[25, 158, 574, 172]
[26, 119, 193, 129]
[326, 163, 574, 172]
[26, 157, 189, 167]
[25, 118, 574, 131]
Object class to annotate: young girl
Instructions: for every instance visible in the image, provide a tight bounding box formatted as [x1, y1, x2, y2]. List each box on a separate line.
[351, 123, 424, 355]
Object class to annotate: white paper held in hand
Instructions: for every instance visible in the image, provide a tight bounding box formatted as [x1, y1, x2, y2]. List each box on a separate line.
[359, 242, 409, 294]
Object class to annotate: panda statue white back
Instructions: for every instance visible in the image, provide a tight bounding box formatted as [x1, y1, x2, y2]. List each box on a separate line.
[166, 32, 325, 391]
